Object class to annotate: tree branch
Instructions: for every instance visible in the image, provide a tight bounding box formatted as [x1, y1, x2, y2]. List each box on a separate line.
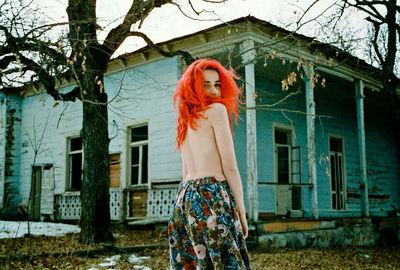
[128, 31, 195, 65]
[341, 0, 386, 22]
[0, 55, 17, 70]
[0, 25, 67, 65]
[366, 16, 385, 65]
[103, 0, 171, 56]
[8, 53, 79, 101]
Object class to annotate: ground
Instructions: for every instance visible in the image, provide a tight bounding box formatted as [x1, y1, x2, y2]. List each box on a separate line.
[1, 221, 400, 269]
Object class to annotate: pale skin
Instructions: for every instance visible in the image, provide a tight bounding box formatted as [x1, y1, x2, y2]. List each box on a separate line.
[181, 69, 249, 238]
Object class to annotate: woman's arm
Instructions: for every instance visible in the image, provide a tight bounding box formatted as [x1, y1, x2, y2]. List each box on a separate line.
[207, 103, 248, 237]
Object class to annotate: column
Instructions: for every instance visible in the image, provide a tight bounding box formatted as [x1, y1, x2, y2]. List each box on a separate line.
[355, 80, 369, 217]
[241, 39, 258, 221]
[304, 65, 318, 219]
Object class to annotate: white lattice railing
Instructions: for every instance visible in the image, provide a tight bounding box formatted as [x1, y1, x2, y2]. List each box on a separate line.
[55, 188, 120, 220]
[147, 185, 179, 218]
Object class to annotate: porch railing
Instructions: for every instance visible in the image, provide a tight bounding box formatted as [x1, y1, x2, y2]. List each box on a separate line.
[147, 182, 179, 218]
[55, 188, 120, 220]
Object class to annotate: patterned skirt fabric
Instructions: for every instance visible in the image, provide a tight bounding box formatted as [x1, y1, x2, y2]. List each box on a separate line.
[168, 176, 251, 270]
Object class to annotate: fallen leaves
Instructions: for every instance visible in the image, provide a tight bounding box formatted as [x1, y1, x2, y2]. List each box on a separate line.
[1, 228, 400, 269]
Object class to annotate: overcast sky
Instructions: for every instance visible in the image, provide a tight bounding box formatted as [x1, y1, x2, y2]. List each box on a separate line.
[37, 0, 368, 57]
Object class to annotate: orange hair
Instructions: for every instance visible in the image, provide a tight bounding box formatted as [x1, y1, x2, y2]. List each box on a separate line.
[173, 58, 241, 149]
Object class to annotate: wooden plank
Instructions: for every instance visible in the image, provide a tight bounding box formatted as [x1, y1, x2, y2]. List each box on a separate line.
[129, 190, 147, 218]
[109, 154, 120, 188]
[261, 220, 336, 233]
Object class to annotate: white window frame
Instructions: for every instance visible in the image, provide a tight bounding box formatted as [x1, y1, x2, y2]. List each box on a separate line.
[328, 134, 347, 211]
[272, 123, 295, 184]
[64, 132, 83, 192]
[127, 123, 149, 187]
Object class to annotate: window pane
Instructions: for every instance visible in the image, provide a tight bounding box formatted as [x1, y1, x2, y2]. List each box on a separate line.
[330, 137, 343, 152]
[131, 147, 139, 165]
[291, 186, 302, 210]
[275, 130, 288, 144]
[70, 137, 82, 151]
[338, 193, 343, 210]
[131, 165, 139, 185]
[278, 172, 289, 184]
[142, 145, 148, 184]
[338, 155, 343, 192]
[277, 146, 289, 184]
[332, 194, 336, 209]
[330, 154, 336, 191]
[70, 153, 82, 190]
[131, 126, 148, 143]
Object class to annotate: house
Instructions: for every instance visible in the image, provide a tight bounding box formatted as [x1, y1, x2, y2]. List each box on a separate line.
[1, 16, 399, 247]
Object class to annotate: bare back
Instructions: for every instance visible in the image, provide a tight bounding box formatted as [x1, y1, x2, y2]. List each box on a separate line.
[181, 102, 238, 183]
[181, 109, 224, 181]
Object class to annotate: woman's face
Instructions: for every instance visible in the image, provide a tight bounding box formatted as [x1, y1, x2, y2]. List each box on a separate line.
[203, 69, 221, 99]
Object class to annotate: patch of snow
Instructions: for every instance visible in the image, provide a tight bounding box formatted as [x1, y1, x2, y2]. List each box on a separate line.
[133, 266, 152, 270]
[112, 232, 125, 239]
[98, 261, 117, 267]
[88, 268, 99, 270]
[109, 255, 121, 261]
[128, 254, 150, 264]
[0, 220, 80, 239]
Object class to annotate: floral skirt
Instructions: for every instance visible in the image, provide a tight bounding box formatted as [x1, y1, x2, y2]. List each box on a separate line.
[168, 176, 251, 270]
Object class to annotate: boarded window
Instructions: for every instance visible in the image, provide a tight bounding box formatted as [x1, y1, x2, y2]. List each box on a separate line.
[109, 154, 120, 188]
[128, 190, 148, 218]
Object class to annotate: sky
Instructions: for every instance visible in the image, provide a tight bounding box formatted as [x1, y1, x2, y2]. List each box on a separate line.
[36, 0, 355, 57]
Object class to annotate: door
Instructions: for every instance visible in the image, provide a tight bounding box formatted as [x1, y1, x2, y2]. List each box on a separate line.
[29, 166, 42, 221]
[274, 129, 291, 215]
[329, 137, 345, 210]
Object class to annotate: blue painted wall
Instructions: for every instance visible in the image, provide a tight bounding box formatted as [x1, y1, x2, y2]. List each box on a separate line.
[234, 72, 399, 219]
[3, 96, 22, 216]
[4, 54, 399, 220]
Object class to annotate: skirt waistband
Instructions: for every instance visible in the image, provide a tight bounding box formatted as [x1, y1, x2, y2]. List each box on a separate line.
[183, 176, 227, 185]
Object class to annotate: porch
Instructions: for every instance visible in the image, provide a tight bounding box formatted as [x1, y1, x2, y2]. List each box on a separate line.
[54, 182, 179, 222]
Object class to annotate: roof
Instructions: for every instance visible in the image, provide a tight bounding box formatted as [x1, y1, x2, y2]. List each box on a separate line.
[115, 16, 399, 87]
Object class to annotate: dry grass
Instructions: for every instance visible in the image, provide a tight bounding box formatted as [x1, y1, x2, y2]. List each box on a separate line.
[1, 228, 400, 269]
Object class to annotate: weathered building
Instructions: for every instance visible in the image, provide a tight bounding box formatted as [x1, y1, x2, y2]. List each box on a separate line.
[1, 17, 399, 247]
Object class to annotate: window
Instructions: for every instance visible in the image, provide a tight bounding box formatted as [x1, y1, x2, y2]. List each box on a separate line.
[273, 127, 302, 184]
[128, 125, 148, 185]
[329, 137, 345, 210]
[274, 129, 291, 184]
[67, 137, 83, 191]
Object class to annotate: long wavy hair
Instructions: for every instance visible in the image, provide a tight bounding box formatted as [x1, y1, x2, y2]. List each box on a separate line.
[173, 58, 241, 149]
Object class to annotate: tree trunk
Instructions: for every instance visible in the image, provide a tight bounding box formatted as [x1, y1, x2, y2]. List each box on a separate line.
[80, 88, 113, 243]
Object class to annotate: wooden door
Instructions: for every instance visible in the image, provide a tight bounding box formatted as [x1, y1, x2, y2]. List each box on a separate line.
[29, 166, 42, 221]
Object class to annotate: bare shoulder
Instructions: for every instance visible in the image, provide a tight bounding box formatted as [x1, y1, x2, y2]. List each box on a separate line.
[206, 102, 227, 116]
[204, 103, 228, 125]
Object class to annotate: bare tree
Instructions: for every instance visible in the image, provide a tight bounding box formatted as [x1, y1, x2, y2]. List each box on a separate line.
[0, 0, 216, 243]
[309, 0, 400, 161]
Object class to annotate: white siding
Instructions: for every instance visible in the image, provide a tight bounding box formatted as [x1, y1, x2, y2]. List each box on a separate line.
[16, 57, 182, 208]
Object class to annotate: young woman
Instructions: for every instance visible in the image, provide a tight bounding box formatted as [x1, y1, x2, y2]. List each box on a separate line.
[169, 58, 251, 270]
